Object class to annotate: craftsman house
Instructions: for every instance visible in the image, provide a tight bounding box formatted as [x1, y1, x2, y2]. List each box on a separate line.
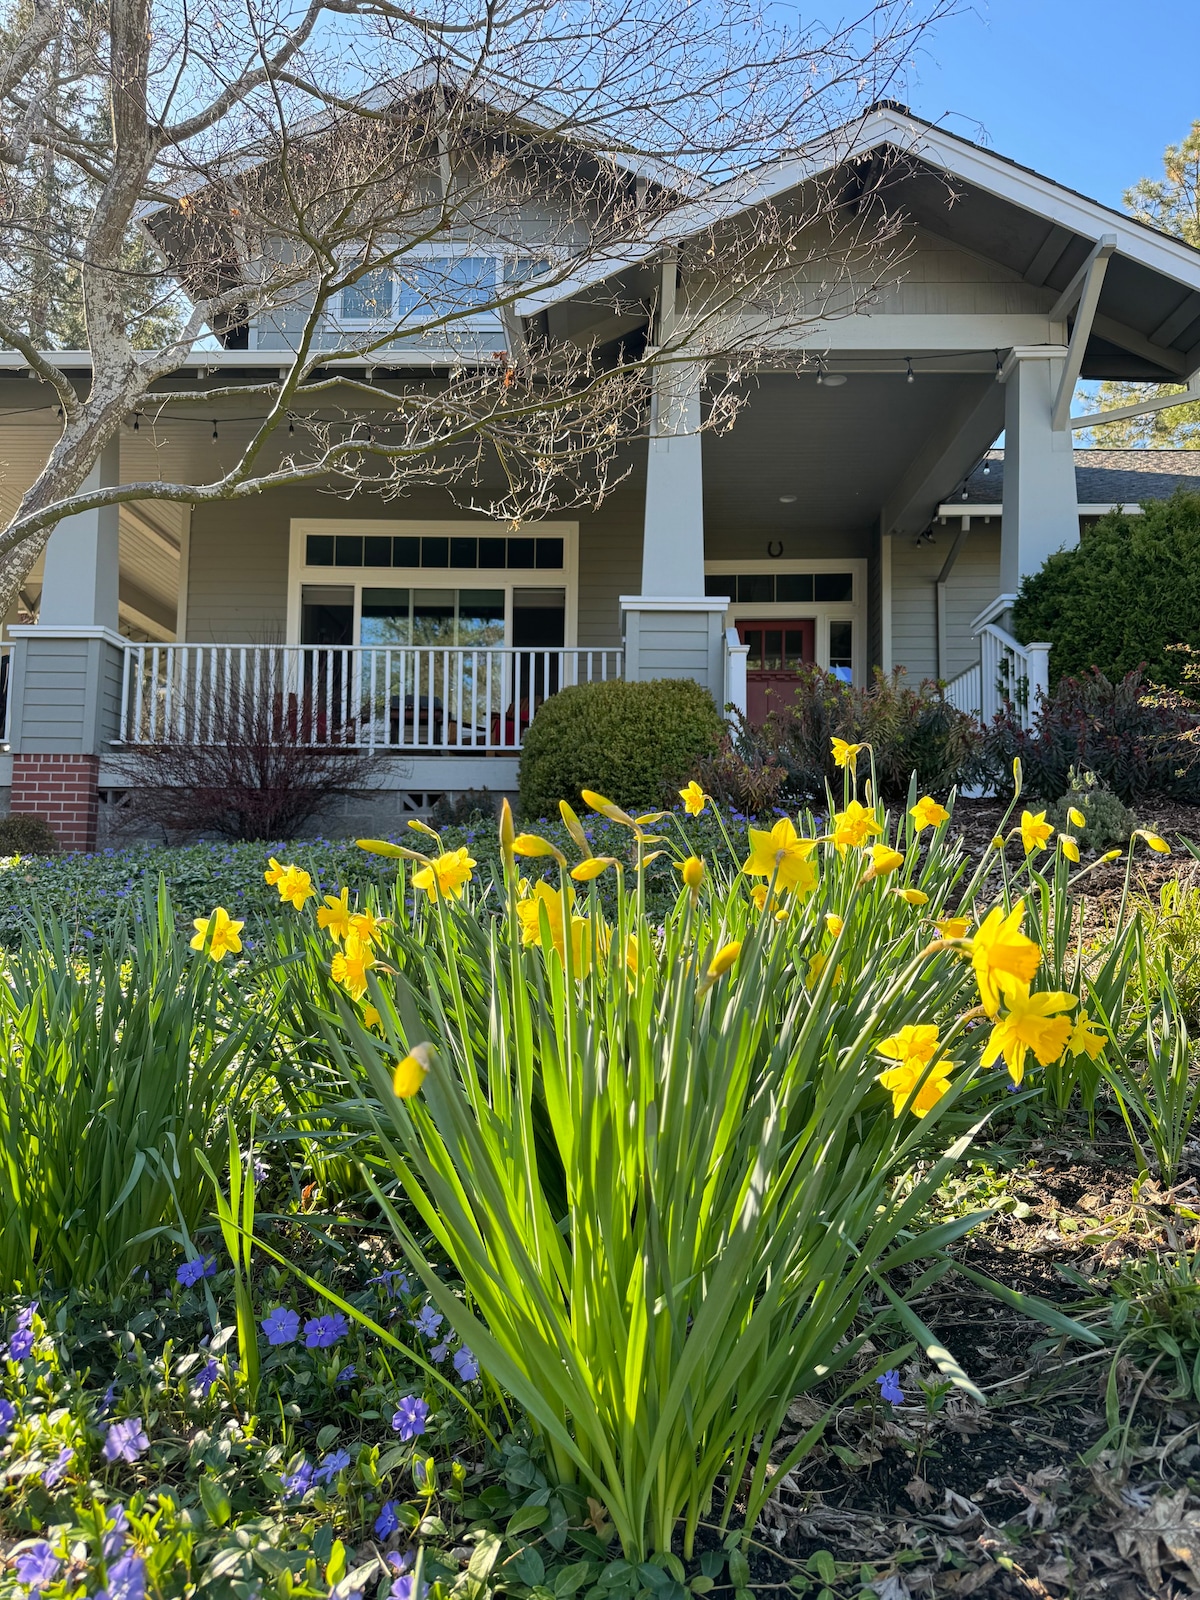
[2, 101, 1200, 845]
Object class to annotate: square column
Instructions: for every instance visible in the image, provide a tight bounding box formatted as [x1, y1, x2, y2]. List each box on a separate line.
[999, 348, 1079, 596]
[39, 438, 121, 628]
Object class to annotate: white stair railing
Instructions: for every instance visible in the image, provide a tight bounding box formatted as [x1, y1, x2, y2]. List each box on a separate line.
[944, 606, 1050, 732]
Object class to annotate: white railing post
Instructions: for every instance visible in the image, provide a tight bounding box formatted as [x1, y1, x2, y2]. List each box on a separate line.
[724, 627, 748, 718]
[1023, 642, 1051, 728]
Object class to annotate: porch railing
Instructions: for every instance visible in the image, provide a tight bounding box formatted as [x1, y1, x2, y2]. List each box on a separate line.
[118, 643, 624, 751]
[943, 614, 1050, 733]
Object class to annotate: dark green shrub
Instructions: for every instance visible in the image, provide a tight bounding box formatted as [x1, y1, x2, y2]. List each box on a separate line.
[518, 678, 723, 818]
[986, 668, 1200, 803]
[0, 813, 59, 855]
[1046, 768, 1139, 852]
[734, 668, 985, 802]
[1012, 491, 1200, 688]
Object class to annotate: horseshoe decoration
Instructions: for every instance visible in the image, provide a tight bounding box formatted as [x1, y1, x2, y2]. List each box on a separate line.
[767, 539, 784, 559]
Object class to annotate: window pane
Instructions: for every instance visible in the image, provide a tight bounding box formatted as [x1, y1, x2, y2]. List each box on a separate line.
[783, 628, 811, 668]
[341, 269, 393, 320]
[334, 535, 363, 567]
[508, 537, 536, 568]
[479, 537, 507, 568]
[450, 537, 478, 569]
[306, 534, 334, 566]
[396, 256, 495, 318]
[504, 258, 550, 282]
[412, 589, 456, 645]
[393, 536, 420, 566]
[776, 573, 813, 603]
[829, 620, 853, 683]
[737, 574, 773, 603]
[301, 585, 353, 647]
[763, 630, 783, 670]
[364, 535, 393, 567]
[361, 588, 411, 646]
[535, 538, 564, 569]
[421, 536, 449, 568]
[815, 572, 854, 602]
[457, 589, 505, 646]
[705, 574, 732, 598]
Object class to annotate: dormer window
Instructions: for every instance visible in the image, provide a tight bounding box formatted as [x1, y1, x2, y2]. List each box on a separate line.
[336, 255, 549, 327]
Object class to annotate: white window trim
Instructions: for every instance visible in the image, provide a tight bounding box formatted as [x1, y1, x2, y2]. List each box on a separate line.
[288, 518, 579, 648]
[705, 557, 867, 686]
[326, 246, 508, 336]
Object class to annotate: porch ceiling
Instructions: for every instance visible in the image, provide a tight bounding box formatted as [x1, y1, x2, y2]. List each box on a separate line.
[703, 370, 994, 537]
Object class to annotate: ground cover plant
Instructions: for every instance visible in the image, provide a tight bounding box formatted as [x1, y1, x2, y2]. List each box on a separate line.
[3, 754, 1200, 1597]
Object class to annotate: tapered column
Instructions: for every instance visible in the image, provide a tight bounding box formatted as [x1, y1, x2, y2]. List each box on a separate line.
[999, 348, 1079, 596]
[40, 438, 121, 628]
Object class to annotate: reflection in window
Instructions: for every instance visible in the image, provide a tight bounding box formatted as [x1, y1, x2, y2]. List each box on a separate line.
[340, 269, 394, 320]
[455, 590, 505, 648]
[361, 589, 411, 647]
[829, 620, 853, 683]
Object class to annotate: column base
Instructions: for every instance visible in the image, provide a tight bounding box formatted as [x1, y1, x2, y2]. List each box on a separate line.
[619, 596, 730, 699]
[12, 753, 101, 851]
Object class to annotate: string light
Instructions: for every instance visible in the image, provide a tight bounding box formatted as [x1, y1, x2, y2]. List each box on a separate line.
[212, 419, 218, 440]
[133, 412, 140, 431]
[288, 416, 295, 435]
[905, 357, 914, 384]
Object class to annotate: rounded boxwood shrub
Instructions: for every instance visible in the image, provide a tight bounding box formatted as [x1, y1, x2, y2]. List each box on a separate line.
[0, 812, 59, 855]
[518, 678, 723, 818]
[1012, 491, 1200, 688]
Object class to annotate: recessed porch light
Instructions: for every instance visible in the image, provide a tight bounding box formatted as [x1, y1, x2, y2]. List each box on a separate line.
[821, 373, 847, 388]
[779, 494, 797, 503]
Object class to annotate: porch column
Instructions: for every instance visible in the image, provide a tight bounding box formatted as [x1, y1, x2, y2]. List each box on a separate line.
[621, 361, 729, 700]
[999, 347, 1079, 598]
[7, 438, 125, 849]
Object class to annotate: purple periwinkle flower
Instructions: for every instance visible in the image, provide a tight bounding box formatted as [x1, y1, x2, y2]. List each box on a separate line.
[261, 1306, 301, 1346]
[391, 1396, 429, 1440]
[304, 1314, 349, 1349]
[428, 1338, 451, 1364]
[410, 1305, 443, 1340]
[41, 1446, 73, 1487]
[15, 1303, 36, 1332]
[176, 1254, 217, 1287]
[102, 1506, 129, 1559]
[15, 1541, 60, 1589]
[99, 1380, 118, 1415]
[314, 1447, 351, 1485]
[103, 1417, 149, 1464]
[0, 1397, 15, 1436]
[370, 1269, 410, 1298]
[390, 1579, 423, 1600]
[252, 1155, 270, 1184]
[876, 1369, 904, 1405]
[374, 1500, 400, 1538]
[103, 1552, 147, 1600]
[282, 1459, 315, 1498]
[194, 1358, 219, 1397]
[452, 1347, 478, 1382]
[336, 1364, 357, 1384]
[8, 1327, 35, 1360]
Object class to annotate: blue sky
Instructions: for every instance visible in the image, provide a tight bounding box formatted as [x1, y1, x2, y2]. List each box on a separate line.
[900, 0, 1197, 211]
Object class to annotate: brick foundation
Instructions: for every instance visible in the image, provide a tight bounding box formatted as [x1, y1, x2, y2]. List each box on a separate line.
[12, 753, 101, 851]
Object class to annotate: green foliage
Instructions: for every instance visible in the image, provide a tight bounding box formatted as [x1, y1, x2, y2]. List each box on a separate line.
[0, 882, 264, 1290]
[1101, 971, 1200, 1186]
[723, 668, 985, 802]
[517, 678, 723, 818]
[987, 668, 1200, 803]
[1012, 494, 1200, 689]
[1046, 769, 1139, 853]
[0, 812, 59, 855]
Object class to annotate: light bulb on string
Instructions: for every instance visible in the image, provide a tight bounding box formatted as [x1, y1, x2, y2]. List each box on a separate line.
[212, 420, 218, 441]
[905, 357, 914, 384]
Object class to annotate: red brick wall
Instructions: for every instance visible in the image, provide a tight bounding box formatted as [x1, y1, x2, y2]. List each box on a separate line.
[11, 753, 100, 851]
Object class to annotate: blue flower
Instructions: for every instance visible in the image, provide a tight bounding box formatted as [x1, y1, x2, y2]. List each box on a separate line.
[336, 1364, 357, 1384]
[176, 1254, 217, 1287]
[252, 1155, 270, 1183]
[391, 1396, 429, 1440]
[7, 1327, 34, 1360]
[304, 1314, 349, 1349]
[101, 1552, 146, 1600]
[103, 1417, 149, 1464]
[410, 1305, 443, 1340]
[194, 1358, 219, 1397]
[428, 1338, 451, 1363]
[41, 1446, 73, 1487]
[314, 1448, 351, 1484]
[876, 1369, 904, 1405]
[99, 1380, 118, 1415]
[0, 1397, 15, 1436]
[282, 1459, 315, 1498]
[15, 1303, 36, 1331]
[452, 1347, 479, 1382]
[374, 1500, 400, 1538]
[260, 1306, 300, 1346]
[370, 1269, 410, 1298]
[15, 1541, 60, 1589]
[102, 1506, 129, 1558]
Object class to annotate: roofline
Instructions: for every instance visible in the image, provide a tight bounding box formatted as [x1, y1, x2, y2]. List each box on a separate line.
[517, 102, 1200, 322]
[0, 347, 508, 375]
[935, 502, 1147, 518]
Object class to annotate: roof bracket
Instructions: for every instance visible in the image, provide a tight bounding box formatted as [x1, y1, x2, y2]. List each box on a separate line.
[1052, 234, 1117, 432]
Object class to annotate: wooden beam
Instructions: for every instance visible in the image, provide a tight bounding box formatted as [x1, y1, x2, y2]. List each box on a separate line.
[1150, 292, 1200, 347]
[1053, 237, 1116, 430]
[1048, 233, 1117, 323]
[1024, 224, 1074, 288]
[1068, 377, 1200, 431]
[1091, 313, 1188, 376]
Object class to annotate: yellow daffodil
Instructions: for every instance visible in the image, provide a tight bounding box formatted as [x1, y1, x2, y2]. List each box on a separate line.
[515, 881, 599, 974]
[1100, 849, 1122, 863]
[878, 1023, 941, 1068]
[990, 835, 1006, 849]
[393, 1046, 430, 1099]
[190, 906, 244, 962]
[679, 781, 707, 816]
[581, 790, 633, 824]
[625, 933, 640, 978]
[877, 1055, 953, 1119]
[412, 847, 476, 902]
[268, 863, 315, 910]
[570, 857, 614, 882]
[318, 888, 353, 943]
[935, 916, 971, 940]
[559, 800, 591, 856]
[1059, 834, 1079, 863]
[896, 887, 929, 907]
[742, 816, 819, 894]
[406, 818, 441, 841]
[1068, 1010, 1107, 1061]
[676, 855, 705, 894]
[982, 988, 1076, 1085]
[362, 1003, 382, 1029]
[830, 800, 883, 855]
[910, 796, 950, 832]
[512, 833, 566, 863]
[331, 933, 374, 1001]
[969, 902, 1043, 1017]
[1068, 807, 1087, 829]
[706, 941, 742, 981]
[1137, 829, 1171, 855]
[264, 857, 288, 887]
[863, 844, 905, 880]
[806, 950, 844, 987]
[350, 908, 385, 945]
[831, 737, 864, 770]
[1020, 810, 1054, 854]
[825, 913, 844, 937]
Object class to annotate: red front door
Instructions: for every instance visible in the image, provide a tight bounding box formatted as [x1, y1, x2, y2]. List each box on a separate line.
[738, 619, 815, 724]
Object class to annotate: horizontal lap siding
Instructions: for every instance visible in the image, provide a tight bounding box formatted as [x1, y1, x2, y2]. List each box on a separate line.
[890, 525, 1003, 684]
[19, 640, 90, 748]
[944, 529, 1001, 680]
